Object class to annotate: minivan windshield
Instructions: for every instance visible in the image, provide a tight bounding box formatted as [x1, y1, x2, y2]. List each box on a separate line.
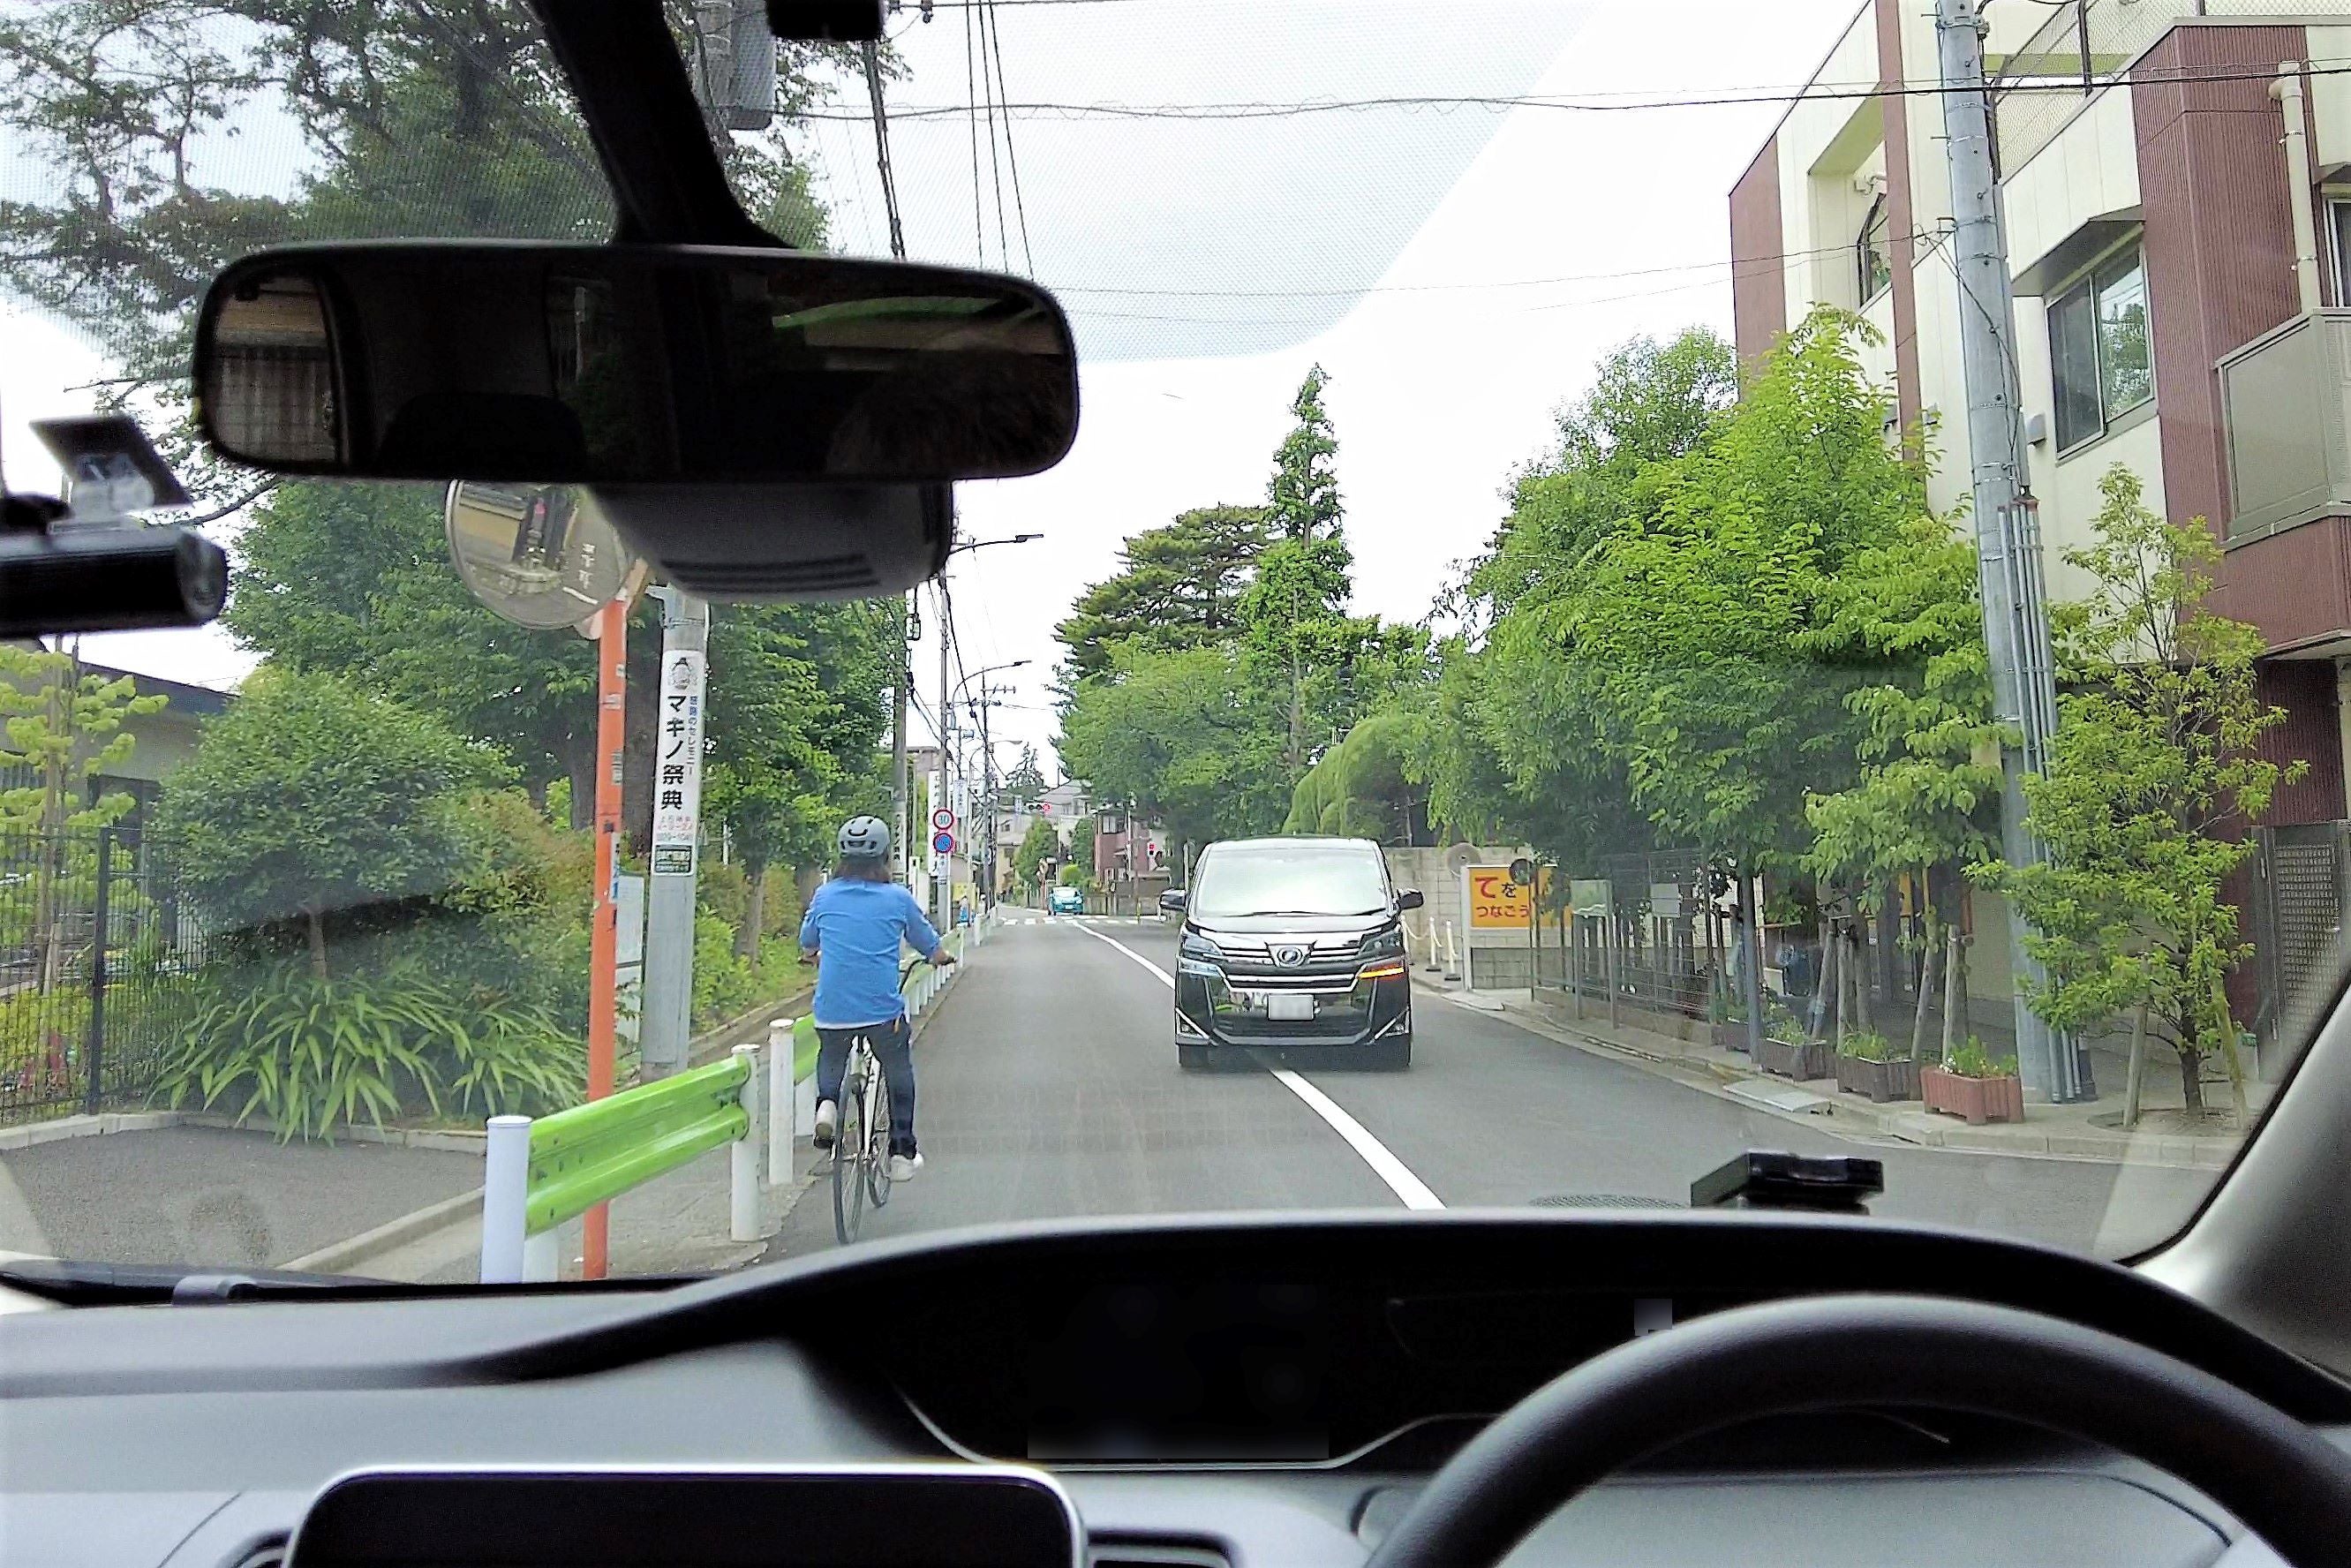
[1190, 845, 1391, 922]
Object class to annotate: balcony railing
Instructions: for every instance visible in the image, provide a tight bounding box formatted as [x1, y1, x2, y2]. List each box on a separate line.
[2218, 310, 2351, 546]
[1990, 0, 2311, 176]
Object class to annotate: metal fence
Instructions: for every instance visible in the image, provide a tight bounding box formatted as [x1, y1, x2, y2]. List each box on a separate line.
[0, 828, 210, 1126]
[1992, 0, 2292, 177]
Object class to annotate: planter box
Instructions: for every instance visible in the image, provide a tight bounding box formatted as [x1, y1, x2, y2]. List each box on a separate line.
[1712, 1021, 1752, 1052]
[1921, 1065, 2025, 1125]
[1835, 1052, 1921, 1103]
[1754, 1036, 1833, 1080]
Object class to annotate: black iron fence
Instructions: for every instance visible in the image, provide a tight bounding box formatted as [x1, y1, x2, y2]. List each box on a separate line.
[0, 827, 209, 1126]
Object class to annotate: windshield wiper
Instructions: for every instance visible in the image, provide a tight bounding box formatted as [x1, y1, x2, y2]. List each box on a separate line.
[0, 1257, 701, 1305]
[0, 1257, 399, 1305]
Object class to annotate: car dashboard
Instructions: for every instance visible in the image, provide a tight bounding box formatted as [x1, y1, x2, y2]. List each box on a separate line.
[1, 1211, 2341, 1568]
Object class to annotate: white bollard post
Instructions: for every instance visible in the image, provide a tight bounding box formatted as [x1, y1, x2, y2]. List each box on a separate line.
[731, 1044, 761, 1243]
[480, 1113, 531, 1285]
[523, 1228, 560, 1282]
[767, 1019, 793, 1186]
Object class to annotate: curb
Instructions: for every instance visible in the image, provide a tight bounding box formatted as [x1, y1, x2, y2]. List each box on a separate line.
[1454, 991, 2243, 1172]
[0, 1109, 488, 1153]
[281, 1185, 484, 1275]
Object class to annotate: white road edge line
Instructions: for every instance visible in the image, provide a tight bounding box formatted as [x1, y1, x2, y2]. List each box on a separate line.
[1068, 919, 1444, 1211]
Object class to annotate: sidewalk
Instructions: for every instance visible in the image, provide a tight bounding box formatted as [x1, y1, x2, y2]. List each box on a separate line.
[1445, 982, 2261, 1172]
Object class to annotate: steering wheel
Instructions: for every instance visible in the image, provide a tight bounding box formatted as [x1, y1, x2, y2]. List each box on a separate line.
[1363, 1294, 2351, 1568]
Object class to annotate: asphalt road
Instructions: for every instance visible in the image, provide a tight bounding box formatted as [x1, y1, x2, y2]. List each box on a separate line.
[763, 916, 2218, 1262]
[0, 1126, 481, 1268]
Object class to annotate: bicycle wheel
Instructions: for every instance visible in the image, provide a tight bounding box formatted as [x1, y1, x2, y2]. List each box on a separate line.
[865, 1066, 893, 1209]
[831, 1052, 869, 1244]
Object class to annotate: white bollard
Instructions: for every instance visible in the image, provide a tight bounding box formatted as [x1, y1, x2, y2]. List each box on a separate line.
[731, 1044, 761, 1243]
[480, 1113, 531, 1285]
[767, 1018, 793, 1185]
[523, 1228, 560, 1283]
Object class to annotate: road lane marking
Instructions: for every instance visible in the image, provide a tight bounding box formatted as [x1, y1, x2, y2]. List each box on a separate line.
[1067, 920, 1444, 1211]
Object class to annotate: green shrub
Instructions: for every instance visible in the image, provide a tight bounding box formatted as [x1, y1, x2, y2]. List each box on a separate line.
[1945, 1038, 2018, 1080]
[156, 961, 581, 1140]
[1839, 1031, 1897, 1061]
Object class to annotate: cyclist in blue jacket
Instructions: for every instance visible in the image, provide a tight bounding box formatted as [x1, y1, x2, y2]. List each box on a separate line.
[801, 816, 953, 1180]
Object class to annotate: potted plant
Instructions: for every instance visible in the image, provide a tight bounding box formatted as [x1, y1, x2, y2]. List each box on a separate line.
[1711, 997, 1750, 1052]
[1834, 1030, 1919, 1102]
[1921, 1039, 2024, 1124]
[1754, 1003, 1832, 1080]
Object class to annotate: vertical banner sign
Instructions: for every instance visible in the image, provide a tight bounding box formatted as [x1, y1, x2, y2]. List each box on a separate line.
[651, 649, 706, 875]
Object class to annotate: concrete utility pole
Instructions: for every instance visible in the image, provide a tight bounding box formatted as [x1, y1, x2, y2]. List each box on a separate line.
[938, 586, 955, 935]
[1937, 0, 2086, 1101]
[640, 587, 710, 1080]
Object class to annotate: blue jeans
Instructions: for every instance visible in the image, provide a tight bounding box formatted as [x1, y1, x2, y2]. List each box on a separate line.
[815, 1014, 916, 1155]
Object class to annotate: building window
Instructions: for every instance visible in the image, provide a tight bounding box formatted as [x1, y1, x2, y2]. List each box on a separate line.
[1857, 194, 1893, 306]
[2050, 247, 2152, 452]
[2330, 197, 2351, 305]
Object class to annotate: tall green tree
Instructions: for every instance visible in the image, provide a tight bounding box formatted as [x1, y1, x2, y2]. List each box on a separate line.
[1975, 468, 2300, 1113]
[1055, 506, 1270, 682]
[1058, 644, 1290, 853]
[1802, 513, 2005, 1056]
[1409, 328, 1736, 867]
[1533, 311, 1915, 875]
[156, 671, 508, 977]
[1242, 365, 1365, 773]
[1005, 744, 1048, 800]
[1011, 816, 1062, 896]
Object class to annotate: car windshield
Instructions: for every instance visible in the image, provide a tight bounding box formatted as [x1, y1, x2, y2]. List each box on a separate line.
[0, 0, 2341, 1283]
[1191, 846, 1390, 921]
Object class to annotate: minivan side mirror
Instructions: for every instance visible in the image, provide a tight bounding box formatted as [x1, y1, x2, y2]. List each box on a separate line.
[1396, 888, 1425, 911]
[1159, 889, 1187, 912]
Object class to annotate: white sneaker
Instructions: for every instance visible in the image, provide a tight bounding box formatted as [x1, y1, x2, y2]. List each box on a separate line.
[813, 1100, 837, 1149]
[887, 1150, 923, 1181]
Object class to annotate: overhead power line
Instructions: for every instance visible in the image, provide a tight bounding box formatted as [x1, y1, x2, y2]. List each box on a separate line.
[985, 0, 1036, 273]
[1044, 229, 1949, 300]
[799, 55, 2351, 122]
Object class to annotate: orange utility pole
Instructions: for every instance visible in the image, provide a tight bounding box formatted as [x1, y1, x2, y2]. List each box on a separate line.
[584, 595, 627, 1278]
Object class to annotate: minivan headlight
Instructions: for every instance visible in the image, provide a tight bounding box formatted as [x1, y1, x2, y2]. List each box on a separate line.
[1179, 931, 1224, 963]
[1359, 927, 1405, 959]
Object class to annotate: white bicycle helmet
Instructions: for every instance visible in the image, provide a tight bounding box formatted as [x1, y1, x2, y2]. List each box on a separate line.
[838, 815, 891, 859]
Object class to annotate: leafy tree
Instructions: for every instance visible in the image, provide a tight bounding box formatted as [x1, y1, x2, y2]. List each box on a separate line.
[1005, 744, 1048, 801]
[1283, 710, 1428, 843]
[1012, 815, 1062, 895]
[1409, 328, 1745, 871]
[156, 671, 508, 977]
[1055, 506, 1270, 682]
[1242, 366, 1365, 773]
[1975, 468, 2300, 1114]
[1802, 513, 2005, 1056]
[1059, 644, 1290, 853]
[1066, 816, 1096, 890]
[0, 645, 169, 991]
[701, 598, 895, 949]
[1536, 311, 1914, 874]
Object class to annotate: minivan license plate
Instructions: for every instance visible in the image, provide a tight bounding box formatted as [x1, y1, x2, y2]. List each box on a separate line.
[1267, 994, 1315, 1022]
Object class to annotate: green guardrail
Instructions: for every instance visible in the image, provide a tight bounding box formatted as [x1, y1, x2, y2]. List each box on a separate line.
[486, 929, 982, 1283]
[524, 1052, 751, 1234]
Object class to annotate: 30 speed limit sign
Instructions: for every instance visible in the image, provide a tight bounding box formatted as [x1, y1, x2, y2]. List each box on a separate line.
[931, 807, 955, 832]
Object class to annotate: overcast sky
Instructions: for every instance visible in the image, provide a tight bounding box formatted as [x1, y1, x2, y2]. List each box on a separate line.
[0, 0, 1863, 777]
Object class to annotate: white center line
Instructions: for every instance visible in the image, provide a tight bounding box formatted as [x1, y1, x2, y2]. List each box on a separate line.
[1069, 919, 1444, 1211]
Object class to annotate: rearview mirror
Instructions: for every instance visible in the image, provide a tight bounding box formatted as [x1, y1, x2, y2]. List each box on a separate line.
[1158, 889, 1187, 912]
[194, 244, 1079, 485]
[1397, 888, 1425, 911]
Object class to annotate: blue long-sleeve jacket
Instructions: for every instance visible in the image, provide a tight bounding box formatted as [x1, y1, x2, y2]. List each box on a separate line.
[800, 878, 945, 1029]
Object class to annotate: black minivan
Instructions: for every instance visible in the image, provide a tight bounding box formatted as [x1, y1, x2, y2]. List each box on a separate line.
[1163, 836, 1423, 1071]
